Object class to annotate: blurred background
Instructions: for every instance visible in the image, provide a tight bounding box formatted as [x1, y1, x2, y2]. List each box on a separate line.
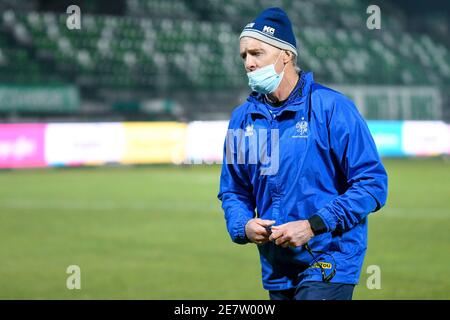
[0, 0, 449, 299]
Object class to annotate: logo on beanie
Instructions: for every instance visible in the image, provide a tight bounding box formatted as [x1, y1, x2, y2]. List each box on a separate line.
[245, 22, 255, 29]
[262, 25, 275, 35]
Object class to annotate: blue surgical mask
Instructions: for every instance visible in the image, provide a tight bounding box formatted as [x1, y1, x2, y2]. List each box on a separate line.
[247, 51, 286, 94]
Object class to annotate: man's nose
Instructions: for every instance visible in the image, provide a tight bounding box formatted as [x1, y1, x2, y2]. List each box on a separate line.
[245, 56, 257, 72]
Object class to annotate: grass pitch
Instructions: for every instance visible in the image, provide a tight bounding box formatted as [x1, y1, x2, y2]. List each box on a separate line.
[0, 158, 449, 299]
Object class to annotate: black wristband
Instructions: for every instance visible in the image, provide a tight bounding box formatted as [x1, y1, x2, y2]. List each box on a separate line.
[308, 214, 327, 235]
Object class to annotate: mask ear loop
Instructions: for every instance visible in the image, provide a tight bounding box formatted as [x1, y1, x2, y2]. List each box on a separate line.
[263, 51, 288, 102]
[266, 50, 287, 82]
[275, 50, 287, 75]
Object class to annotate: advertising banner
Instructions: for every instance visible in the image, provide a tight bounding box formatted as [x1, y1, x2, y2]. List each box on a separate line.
[45, 123, 124, 166]
[0, 124, 46, 168]
[0, 85, 80, 112]
[185, 121, 229, 164]
[402, 121, 450, 156]
[122, 122, 187, 164]
[367, 121, 404, 157]
[448, 124, 450, 155]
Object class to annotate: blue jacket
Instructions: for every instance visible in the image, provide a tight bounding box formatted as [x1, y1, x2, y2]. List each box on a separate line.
[218, 72, 388, 290]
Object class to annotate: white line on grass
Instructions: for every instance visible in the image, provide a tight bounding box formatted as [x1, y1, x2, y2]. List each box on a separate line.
[0, 199, 217, 212]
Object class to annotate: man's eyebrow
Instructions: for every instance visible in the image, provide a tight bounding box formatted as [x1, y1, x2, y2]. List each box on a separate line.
[240, 48, 264, 58]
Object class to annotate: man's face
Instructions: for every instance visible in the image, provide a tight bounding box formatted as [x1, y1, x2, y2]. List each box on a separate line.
[239, 37, 284, 73]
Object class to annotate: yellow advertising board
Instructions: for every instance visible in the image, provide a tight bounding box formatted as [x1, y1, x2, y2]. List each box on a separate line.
[122, 122, 187, 164]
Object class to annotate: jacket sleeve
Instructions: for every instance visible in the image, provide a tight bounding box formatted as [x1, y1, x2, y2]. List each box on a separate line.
[217, 126, 256, 244]
[312, 97, 388, 233]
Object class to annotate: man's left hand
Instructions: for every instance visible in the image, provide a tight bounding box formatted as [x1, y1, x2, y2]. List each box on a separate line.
[269, 220, 314, 248]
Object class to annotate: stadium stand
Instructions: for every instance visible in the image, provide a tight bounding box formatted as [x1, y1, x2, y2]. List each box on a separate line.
[0, 0, 449, 121]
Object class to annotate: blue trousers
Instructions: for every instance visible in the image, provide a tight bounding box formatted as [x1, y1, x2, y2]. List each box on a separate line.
[269, 281, 355, 300]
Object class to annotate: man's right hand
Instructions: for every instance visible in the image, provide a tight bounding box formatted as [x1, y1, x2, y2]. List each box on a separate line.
[245, 218, 276, 245]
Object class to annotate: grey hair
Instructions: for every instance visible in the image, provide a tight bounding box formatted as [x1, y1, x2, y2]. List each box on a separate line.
[292, 54, 301, 74]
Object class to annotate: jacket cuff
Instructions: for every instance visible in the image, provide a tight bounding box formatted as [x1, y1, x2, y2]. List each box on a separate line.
[308, 214, 328, 235]
[312, 207, 337, 233]
[232, 215, 252, 244]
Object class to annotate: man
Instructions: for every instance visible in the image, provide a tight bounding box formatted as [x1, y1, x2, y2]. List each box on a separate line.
[217, 7, 388, 300]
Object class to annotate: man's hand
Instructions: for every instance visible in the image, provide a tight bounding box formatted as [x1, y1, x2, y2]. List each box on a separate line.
[269, 220, 314, 248]
[245, 218, 276, 245]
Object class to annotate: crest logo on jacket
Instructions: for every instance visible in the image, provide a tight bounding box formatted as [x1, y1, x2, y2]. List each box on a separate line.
[244, 124, 254, 137]
[292, 118, 308, 138]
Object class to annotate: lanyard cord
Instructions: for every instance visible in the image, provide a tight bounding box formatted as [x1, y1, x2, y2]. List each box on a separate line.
[303, 243, 337, 283]
[265, 226, 337, 283]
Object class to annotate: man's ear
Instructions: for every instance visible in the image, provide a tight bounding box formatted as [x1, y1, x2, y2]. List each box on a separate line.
[283, 50, 292, 64]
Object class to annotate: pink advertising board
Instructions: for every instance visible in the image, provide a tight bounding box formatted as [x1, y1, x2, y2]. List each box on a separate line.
[0, 124, 46, 168]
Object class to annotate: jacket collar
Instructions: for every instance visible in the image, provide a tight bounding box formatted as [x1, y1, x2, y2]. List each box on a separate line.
[246, 71, 314, 117]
